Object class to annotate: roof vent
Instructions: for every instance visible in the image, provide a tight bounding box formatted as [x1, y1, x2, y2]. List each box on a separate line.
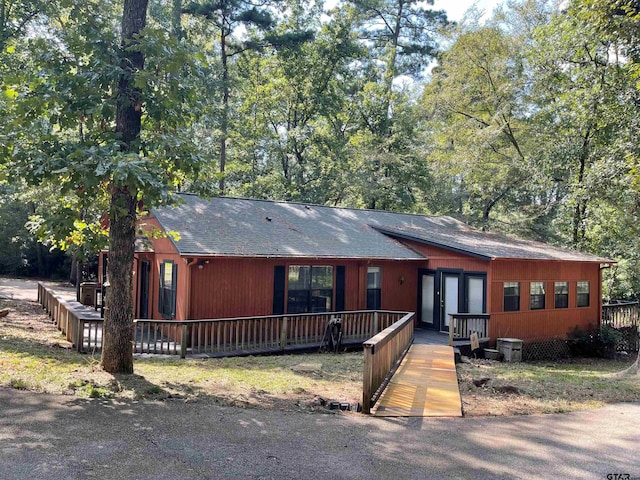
[266, 216, 272, 222]
[305, 205, 311, 210]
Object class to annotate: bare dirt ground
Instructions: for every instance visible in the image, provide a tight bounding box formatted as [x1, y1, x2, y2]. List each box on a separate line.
[457, 356, 640, 416]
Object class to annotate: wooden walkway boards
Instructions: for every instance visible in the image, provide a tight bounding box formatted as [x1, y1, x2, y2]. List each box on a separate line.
[373, 344, 462, 417]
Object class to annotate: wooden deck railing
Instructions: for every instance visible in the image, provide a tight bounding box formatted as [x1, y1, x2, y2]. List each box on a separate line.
[39, 282, 408, 357]
[38, 282, 104, 353]
[448, 313, 490, 346]
[134, 310, 405, 357]
[602, 302, 639, 328]
[602, 301, 639, 352]
[362, 312, 415, 414]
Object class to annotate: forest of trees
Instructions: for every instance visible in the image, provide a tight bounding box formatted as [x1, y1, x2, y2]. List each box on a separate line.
[0, 0, 638, 369]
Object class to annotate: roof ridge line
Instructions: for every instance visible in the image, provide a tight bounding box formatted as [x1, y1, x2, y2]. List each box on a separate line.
[173, 192, 450, 220]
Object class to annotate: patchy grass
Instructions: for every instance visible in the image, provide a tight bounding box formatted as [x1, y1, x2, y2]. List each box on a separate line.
[458, 357, 640, 416]
[0, 298, 363, 411]
[2, 297, 638, 416]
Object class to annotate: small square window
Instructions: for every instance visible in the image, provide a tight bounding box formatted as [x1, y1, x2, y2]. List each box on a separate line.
[555, 282, 569, 309]
[577, 281, 590, 307]
[504, 282, 520, 312]
[530, 282, 545, 310]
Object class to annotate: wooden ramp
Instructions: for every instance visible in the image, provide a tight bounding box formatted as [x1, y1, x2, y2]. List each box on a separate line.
[373, 344, 462, 417]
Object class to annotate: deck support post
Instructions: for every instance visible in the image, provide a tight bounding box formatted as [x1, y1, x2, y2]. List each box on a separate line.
[280, 317, 288, 351]
[74, 313, 83, 353]
[180, 324, 188, 358]
[448, 315, 454, 346]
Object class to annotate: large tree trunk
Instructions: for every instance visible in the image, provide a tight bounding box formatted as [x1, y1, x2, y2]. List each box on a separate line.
[28, 202, 46, 276]
[101, 0, 149, 374]
[70, 253, 78, 285]
[220, 27, 229, 195]
[102, 189, 137, 373]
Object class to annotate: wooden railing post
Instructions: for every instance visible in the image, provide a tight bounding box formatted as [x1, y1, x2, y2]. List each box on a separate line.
[448, 315, 454, 346]
[362, 344, 374, 414]
[280, 317, 288, 351]
[180, 324, 188, 359]
[74, 314, 83, 353]
[372, 311, 379, 336]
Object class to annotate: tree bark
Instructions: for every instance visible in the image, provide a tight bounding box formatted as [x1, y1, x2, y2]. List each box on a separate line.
[172, 0, 182, 39]
[102, 188, 137, 373]
[220, 25, 229, 195]
[28, 201, 46, 276]
[70, 254, 78, 285]
[101, 0, 149, 374]
[572, 130, 590, 248]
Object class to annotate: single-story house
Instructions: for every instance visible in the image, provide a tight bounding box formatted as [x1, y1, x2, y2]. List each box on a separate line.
[99, 193, 612, 343]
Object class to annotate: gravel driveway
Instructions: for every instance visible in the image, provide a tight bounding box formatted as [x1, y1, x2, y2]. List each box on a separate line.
[1, 387, 638, 480]
[0, 277, 76, 302]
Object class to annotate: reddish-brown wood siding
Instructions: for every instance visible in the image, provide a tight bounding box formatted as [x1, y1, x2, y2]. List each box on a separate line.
[190, 258, 275, 319]
[137, 216, 186, 320]
[400, 240, 491, 272]
[188, 258, 426, 320]
[139, 216, 179, 255]
[377, 261, 421, 312]
[489, 259, 601, 341]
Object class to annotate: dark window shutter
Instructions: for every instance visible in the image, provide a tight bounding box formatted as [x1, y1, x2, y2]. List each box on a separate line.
[171, 262, 178, 317]
[158, 262, 165, 313]
[335, 266, 345, 312]
[273, 266, 285, 315]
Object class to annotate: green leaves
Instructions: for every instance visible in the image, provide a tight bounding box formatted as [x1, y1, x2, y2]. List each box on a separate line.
[3, 87, 18, 100]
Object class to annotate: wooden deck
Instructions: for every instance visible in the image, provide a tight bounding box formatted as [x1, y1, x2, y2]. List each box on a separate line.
[372, 344, 462, 417]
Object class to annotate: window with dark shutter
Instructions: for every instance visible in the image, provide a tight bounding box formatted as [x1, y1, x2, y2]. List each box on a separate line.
[159, 260, 177, 318]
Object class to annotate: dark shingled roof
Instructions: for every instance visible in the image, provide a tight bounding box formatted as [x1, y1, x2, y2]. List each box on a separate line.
[150, 194, 612, 263]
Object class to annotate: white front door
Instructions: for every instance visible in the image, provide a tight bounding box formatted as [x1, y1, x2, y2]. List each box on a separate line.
[441, 274, 459, 330]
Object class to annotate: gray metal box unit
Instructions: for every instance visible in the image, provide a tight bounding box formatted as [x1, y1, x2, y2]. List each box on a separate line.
[79, 282, 98, 307]
[497, 338, 523, 362]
